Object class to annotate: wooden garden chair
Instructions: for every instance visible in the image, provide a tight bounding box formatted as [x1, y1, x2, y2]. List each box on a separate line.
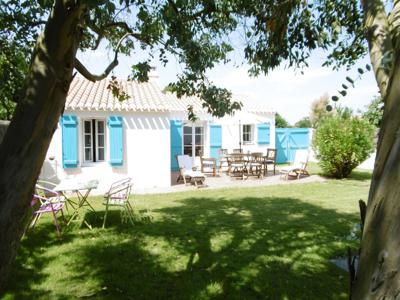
[229, 153, 247, 179]
[279, 149, 310, 180]
[248, 152, 264, 178]
[176, 155, 206, 187]
[263, 148, 277, 175]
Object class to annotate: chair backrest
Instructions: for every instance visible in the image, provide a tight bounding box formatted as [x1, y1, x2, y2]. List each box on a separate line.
[32, 184, 61, 208]
[251, 152, 263, 162]
[266, 148, 277, 161]
[106, 178, 132, 201]
[233, 148, 243, 154]
[176, 155, 193, 172]
[293, 150, 309, 168]
[230, 153, 244, 163]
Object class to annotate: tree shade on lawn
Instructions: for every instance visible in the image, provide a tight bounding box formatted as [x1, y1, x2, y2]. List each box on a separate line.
[3, 172, 370, 299]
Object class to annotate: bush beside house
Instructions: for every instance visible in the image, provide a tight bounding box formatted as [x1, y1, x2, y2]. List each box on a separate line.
[313, 115, 374, 178]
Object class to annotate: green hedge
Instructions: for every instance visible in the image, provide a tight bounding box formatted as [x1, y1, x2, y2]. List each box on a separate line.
[313, 116, 374, 178]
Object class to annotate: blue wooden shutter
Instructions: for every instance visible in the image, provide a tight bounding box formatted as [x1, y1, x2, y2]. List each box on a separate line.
[210, 125, 222, 160]
[108, 116, 123, 166]
[170, 120, 183, 171]
[61, 115, 78, 168]
[257, 123, 270, 145]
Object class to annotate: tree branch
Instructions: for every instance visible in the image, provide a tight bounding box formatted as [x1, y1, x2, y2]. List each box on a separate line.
[167, 0, 214, 20]
[74, 33, 134, 82]
[87, 20, 150, 50]
[361, 0, 393, 98]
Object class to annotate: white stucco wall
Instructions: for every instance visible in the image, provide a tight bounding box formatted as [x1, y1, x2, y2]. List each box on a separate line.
[42, 110, 171, 193]
[219, 112, 276, 154]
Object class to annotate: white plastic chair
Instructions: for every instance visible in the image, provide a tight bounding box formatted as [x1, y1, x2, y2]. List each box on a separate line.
[176, 155, 206, 187]
[279, 150, 310, 180]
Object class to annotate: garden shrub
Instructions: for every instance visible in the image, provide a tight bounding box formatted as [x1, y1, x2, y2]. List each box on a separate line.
[313, 115, 375, 178]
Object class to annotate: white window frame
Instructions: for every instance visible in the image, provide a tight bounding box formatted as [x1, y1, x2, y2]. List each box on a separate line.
[82, 119, 106, 164]
[183, 123, 205, 158]
[242, 124, 254, 144]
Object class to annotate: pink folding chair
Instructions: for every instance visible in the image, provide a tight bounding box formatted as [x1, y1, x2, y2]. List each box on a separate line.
[27, 184, 66, 236]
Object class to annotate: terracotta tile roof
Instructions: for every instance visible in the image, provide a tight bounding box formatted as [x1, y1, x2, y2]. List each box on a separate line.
[66, 77, 172, 112]
[66, 77, 274, 114]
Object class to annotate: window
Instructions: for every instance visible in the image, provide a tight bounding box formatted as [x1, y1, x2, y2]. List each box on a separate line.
[83, 119, 105, 163]
[242, 124, 253, 143]
[183, 124, 204, 157]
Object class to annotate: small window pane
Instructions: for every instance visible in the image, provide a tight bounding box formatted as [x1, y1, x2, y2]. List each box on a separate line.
[98, 135, 104, 147]
[85, 148, 92, 161]
[183, 126, 192, 134]
[195, 126, 203, 134]
[184, 135, 192, 145]
[85, 135, 91, 147]
[195, 134, 203, 145]
[84, 121, 91, 134]
[97, 121, 104, 133]
[98, 148, 104, 161]
[184, 146, 192, 157]
[195, 146, 203, 157]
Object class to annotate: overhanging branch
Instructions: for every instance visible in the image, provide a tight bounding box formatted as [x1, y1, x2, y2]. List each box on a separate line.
[74, 33, 134, 82]
[87, 21, 149, 50]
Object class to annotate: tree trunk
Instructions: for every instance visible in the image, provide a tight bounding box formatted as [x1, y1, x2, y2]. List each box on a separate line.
[352, 51, 400, 299]
[0, 1, 84, 291]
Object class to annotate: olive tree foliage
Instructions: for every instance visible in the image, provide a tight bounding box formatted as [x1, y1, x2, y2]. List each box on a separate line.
[0, 42, 27, 120]
[1, 0, 400, 297]
[0, 1, 43, 120]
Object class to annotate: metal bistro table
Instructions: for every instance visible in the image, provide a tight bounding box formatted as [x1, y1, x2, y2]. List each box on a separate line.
[54, 179, 99, 230]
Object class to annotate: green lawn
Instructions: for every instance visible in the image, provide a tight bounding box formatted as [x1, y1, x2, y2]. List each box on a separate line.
[3, 167, 372, 299]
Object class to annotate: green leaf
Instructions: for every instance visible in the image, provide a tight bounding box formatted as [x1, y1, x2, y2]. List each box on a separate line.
[365, 64, 371, 71]
[342, 84, 348, 89]
[357, 68, 364, 74]
[326, 104, 333, 112]
[346, 76, 354, 84]
[338, 90, 347, 97]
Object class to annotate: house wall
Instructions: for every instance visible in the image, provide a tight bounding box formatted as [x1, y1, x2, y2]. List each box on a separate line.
[219, 112, 276, 154]
[42, 110, 171, 193]
[169, 111, 275, 156]
[41, 110, 275, 192]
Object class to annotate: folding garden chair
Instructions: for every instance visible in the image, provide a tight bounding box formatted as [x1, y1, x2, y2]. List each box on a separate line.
[27, 184, 66, 236]
[102, 178, 134, 228]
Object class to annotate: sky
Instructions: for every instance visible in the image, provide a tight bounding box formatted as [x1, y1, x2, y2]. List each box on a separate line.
[77, 45, 379, 125]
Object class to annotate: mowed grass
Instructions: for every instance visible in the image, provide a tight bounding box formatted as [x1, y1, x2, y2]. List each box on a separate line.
[3, 166, 372, 299]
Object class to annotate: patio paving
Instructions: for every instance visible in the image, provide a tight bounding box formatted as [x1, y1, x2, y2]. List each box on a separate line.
[132, 170, 326, 195]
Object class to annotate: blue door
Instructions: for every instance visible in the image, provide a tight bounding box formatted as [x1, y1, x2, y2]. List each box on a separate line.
[276, 128, 310, 163]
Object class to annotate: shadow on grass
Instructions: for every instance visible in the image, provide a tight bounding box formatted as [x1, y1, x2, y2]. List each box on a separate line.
[348, 169, 372, 182]
[4, 196, 358, 299]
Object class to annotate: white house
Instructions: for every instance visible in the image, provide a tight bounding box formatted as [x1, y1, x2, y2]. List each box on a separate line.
[41, 76, 275, 192]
